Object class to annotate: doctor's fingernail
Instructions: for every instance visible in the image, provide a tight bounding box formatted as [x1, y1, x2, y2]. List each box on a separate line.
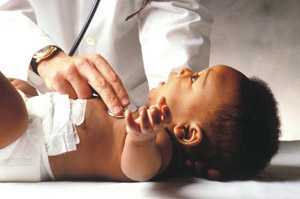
[121, 98, 129, 106]
[113, 106, 123, 114]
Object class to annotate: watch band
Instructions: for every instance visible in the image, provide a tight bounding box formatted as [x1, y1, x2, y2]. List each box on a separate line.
[30, 45, 62, 75]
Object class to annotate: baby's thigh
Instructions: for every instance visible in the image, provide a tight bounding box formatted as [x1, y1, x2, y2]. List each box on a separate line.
[9, 78, 38, 97]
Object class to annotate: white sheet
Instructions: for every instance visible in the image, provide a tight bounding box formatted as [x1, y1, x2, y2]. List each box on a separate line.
[1, 141, 299, 199]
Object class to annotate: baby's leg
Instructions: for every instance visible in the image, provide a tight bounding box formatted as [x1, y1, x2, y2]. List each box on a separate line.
[0, 71, 28, 148]
[9, 78, 38, 97]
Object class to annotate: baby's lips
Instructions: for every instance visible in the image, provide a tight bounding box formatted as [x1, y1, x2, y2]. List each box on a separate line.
[178, 68, 193, 76]
[170, 65, 191, 74]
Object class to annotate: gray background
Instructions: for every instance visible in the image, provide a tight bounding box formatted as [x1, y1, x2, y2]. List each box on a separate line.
[202, 0, 300, 140]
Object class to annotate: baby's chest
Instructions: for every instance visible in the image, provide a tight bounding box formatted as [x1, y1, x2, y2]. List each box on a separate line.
[71, 121, 127, 179]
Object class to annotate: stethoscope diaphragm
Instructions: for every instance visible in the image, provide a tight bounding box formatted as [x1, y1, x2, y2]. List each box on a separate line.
[107, 103, 138, 119]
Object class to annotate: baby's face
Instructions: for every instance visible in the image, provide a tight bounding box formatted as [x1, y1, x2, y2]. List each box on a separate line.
[148, 65, 247, 148]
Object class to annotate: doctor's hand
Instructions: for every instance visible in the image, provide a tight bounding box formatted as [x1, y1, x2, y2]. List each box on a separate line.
[37, 51, 129, 114]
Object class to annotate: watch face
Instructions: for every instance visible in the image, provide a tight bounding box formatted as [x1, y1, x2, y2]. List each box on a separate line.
[31, 45, 61, 74]
[33, 46, 58, 61]
[40, 47, 51, 54]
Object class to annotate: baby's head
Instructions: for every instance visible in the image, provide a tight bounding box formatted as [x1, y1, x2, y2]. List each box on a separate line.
[148, 65, 280, 181]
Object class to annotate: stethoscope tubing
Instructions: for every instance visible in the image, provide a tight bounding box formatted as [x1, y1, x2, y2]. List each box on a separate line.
[68, 0, 101, 97]
[67, 0, 135, 118]
[68, 0, 101, 56]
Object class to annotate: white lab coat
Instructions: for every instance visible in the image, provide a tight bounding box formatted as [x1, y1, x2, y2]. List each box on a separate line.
[0, 0, 212, 106]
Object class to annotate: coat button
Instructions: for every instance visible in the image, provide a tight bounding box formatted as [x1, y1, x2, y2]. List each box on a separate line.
[86, 36, 96, 46]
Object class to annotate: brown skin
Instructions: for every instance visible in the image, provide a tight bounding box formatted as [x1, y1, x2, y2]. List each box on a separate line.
[49, 99, 130, 181]
[9, 78, 38, 97]
[3, 78, 173, 181]
[0, 73, 28, 148]
[0, 65, 247, 181]
[49, 96, 173, 181]
[147, 65, 248, 177]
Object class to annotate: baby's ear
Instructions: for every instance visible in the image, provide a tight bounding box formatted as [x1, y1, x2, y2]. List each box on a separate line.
[173, 123, 203, 147]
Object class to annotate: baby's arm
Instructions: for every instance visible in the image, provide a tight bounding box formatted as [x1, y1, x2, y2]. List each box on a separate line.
[0, 72, 28, 148]
[121, 97, 171, 181]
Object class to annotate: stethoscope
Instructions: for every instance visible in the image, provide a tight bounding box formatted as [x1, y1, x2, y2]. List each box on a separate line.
[68, 0, 101, 56]
[68, 0, 136, 118]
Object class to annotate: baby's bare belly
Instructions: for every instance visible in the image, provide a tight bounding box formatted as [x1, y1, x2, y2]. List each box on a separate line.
[48, 99, 129, 181]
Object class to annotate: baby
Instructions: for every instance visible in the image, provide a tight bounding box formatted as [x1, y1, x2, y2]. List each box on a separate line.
[0, 65, 280, 181]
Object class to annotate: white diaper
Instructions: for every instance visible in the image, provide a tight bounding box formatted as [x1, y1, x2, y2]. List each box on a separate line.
[0, 92, 86, 181]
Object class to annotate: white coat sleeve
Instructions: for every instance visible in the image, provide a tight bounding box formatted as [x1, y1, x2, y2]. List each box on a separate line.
[137, 0, 213, 89]
[0, 0, 55, 81]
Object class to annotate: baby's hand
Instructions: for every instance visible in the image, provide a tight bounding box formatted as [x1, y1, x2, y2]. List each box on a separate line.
[125, 97, 172, 142]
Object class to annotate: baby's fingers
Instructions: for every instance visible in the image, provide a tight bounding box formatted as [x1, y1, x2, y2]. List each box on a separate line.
[140, 107, 152, 133]
[161, 105, 172, 125]
[148, 106, 162, 131]
[156, 96, 172, 126]
[125, 110, 140, 134]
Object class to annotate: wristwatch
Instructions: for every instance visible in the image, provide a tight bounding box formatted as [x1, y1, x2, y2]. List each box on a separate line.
[30, 45, 62, 75]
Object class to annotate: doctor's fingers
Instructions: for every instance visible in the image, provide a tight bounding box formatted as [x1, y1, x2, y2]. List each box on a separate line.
[76, 60, 124, 114]
[64, 65, 93, 99]
[51, 75, 77, 99]
[87, 54, 129, 107]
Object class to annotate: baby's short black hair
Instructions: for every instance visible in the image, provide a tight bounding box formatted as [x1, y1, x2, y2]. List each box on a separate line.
[202, 77, 280, 181]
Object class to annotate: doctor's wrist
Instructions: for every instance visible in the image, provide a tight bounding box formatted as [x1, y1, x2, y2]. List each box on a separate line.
[30, 45, 64, 75]
[38, 51, 67, 75]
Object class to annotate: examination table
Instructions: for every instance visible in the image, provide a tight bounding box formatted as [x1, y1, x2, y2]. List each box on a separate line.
[1, 141, 299, 199]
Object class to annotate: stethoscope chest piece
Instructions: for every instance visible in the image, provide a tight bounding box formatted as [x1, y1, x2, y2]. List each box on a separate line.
[107, 103, 138, 119]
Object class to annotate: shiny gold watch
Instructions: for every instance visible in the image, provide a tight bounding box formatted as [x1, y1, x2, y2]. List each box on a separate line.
[30, 45, 62, 75]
